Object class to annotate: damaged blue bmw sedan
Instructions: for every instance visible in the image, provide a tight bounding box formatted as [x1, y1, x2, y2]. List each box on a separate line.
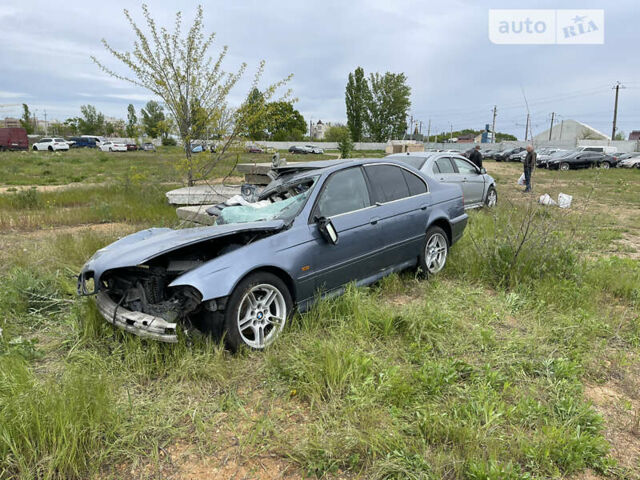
[78, 159, 468, 350]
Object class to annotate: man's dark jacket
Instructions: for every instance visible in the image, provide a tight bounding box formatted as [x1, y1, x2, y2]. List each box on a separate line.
[524, 150, 537, 168]
[469, 149, 483, 169]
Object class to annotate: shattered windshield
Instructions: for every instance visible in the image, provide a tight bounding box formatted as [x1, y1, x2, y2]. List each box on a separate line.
[216, 176, 318, 225]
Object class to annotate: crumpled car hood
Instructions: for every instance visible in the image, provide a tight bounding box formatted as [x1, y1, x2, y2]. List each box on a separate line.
[80, 220, 286, 283]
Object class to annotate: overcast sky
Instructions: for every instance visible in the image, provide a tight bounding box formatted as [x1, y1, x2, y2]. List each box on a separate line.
[1, 0, 639, 139]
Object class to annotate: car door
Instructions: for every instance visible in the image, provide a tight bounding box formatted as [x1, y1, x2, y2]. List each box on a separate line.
[451, 156, 485, 205]
[309, 166, 385, 293]
[362, 164, 429, 268]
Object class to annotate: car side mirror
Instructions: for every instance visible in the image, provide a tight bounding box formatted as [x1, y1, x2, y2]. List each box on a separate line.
[480, 167, 486, 174]
[316, 217, 339, 245]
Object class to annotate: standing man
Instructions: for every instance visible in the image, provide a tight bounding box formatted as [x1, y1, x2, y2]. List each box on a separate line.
[523, 145, 536, 193]
[469, 145, 483, 169]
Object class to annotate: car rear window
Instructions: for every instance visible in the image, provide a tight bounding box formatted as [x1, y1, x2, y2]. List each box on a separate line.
[364, 164, 411, 203]
[434, 157, 455, 173]
[402, 169, 427, 196]
[399, 156, 426, 170]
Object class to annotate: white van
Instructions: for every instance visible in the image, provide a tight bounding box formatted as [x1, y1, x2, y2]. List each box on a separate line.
[576, 145, 617, 154]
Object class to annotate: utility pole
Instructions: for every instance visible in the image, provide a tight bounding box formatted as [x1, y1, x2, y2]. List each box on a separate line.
[611, 81, 625, 141]
[449, 123, 453, 143]
[491, 105, 497, 143]
[548, 112, 555, 141]
[559, 119, 564, 141]
[426, 119, 431, 145]
[524, 113, 530, 142]
[44, 110, 48, 136]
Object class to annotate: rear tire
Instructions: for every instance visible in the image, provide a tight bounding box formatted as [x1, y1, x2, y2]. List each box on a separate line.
[600, 162, 610, 170]
[419, 226, 449, 277]
[48, 146, 53, 151]
[33, 146, 38, 151]
[559, 162, 570, 171]
[223, 272, 293, 351]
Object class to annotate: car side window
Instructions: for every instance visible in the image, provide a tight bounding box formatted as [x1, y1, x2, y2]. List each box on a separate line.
[364, 165, 410, 203]
[434, 157, 455, 174]
[452, 157, 478, 174]
[41, 138, 51, 143]
[432, 162, 440, 174]
[315, 167, 371, 218]
[402, 169, 428, 196]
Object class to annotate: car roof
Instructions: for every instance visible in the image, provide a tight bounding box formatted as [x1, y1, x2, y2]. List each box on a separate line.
[273, 157, 425, 177]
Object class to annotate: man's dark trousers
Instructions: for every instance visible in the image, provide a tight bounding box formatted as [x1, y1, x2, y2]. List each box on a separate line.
[523, 166, 532, 192]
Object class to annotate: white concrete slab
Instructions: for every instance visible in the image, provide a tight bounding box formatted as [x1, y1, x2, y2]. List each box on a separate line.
[165, 185, 240, 205]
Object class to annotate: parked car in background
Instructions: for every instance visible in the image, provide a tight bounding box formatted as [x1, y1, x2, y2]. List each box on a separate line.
[576, 145, 617, 154]
[126, 143, 138, 151]
[100, 141, 127, 152]
[508, 150, 528, 162]
[247, 145, 264, 153]
[599, 154, 619, 169]
[547, 151, 605, 170]
[288, 145, 312, 154]
[32, 137, 70, 151]
[68, 136, 97, 148]
[81, 135, 106, 147]
[142, 142, 156, 152]
[305, 145, 324, 154]
[537, 149, 569, 168]
[388, 151, 497, 209]
[78, 158, 468, 349]
[617, 152, 640, 168]
[494, 147, 524, 162]
[0, 127, 29, 151]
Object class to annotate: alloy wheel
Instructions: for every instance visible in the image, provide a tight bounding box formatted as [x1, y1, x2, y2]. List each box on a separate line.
[425, 233, 447, 274]
[236, 284, 287, 349]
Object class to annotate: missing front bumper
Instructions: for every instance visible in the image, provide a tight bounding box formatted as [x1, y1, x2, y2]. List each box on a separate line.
[95, 291, 178, 343]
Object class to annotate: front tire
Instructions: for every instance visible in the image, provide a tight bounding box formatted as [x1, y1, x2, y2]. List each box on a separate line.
[48, 146, 53, 151]
[33, 146, 38, 151]
[485, 185, 498, 207]
[224, 272, 292, 351]
[559, 162, 570, 171]
[419, 227, 449, 276]
[600, 162, 610, 170]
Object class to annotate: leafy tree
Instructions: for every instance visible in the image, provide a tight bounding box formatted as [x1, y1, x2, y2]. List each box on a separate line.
[93, 4, 291, 185]
[126, 104, 138, 137]
[345, 67, 367, 141]
[364, 72, 411, 142]
[324, 124, 350, 143]
[77, 105, 105, 135]
[140, 100, 165, 138]
[337, 129, 354, 159]
[265, 101, 306, 141]
[19, 104, 33, 134]
[64, 118, 80, 135]
[496, 132, 517, 142]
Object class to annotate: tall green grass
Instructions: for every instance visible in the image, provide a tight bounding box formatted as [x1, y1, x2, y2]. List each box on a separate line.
[0, 355, 119, 480]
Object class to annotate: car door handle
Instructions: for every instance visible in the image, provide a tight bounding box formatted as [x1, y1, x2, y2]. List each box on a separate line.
[439, 177, 445, 181]
[370, 217, 380, 225]
[462, 177, 468, 182]
[420, 204, 428, 211]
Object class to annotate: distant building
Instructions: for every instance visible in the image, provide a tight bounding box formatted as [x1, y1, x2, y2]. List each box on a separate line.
[310, 120, 328, 140]
[629, 131, 640, 141]
[456, 134, 475, 143]
[3, 117, 21, 128]
[533, 119, 609, 143]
